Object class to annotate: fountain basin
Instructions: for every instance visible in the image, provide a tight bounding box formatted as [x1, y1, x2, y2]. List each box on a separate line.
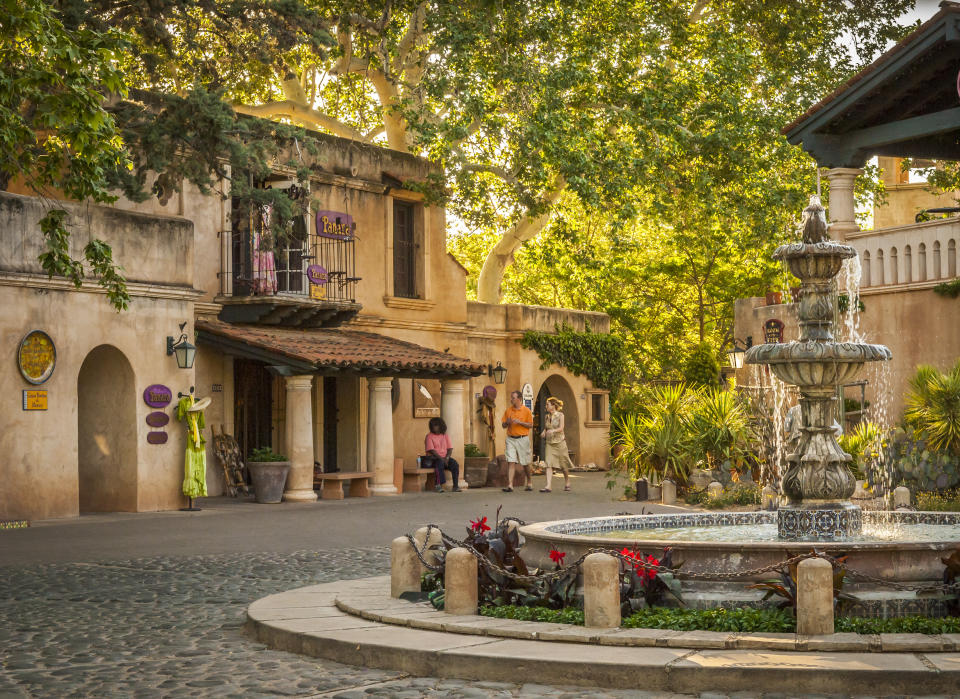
[520, 511, 960, 616]
[745, 341, 892, 387]
[773, 241, 856, 279]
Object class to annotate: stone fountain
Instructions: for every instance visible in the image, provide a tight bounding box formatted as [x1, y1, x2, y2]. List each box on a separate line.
[745, 196, 891, 540]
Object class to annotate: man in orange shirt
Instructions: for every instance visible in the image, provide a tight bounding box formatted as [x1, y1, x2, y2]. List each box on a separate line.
[501, 390, 534, 492]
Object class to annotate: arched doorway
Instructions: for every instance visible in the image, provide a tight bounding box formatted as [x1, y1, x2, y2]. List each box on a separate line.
[77, 345, 138, 512]
[532, 375, 581, 464]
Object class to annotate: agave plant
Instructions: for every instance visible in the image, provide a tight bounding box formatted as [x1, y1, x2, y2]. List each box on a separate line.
[612, 383, 694, 485]
[837, 421, 886, 482]
[905, 361, 960, 455]
[689, 388, 756, 475]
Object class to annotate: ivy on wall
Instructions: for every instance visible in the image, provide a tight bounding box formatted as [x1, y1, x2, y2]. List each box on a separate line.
[933, 278, 960, 298]
[518, 322, 626, 395]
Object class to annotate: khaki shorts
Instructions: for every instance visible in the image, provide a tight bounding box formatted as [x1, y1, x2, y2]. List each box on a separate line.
[505, 435, 532, 465]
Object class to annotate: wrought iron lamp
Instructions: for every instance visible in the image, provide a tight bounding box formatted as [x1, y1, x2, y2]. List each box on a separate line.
[167, 323, 197, 370]
[489, 361, 507, 385]
[726, 337, 752, 369]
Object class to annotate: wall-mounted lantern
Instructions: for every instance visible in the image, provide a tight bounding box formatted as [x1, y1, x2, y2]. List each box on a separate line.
[167, 323, 197, 370]
[726, 337, 752, 370]
[489, 361, 507, 385]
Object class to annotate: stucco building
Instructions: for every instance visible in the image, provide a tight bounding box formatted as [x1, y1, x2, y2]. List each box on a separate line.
[2, 133, 611, 522]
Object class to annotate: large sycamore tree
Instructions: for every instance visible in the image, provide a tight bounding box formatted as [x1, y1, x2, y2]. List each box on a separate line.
[4, 1, 913, 321]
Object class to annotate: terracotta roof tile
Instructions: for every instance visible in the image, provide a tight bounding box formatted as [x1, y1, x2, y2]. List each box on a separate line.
[197, 319, 485, 377]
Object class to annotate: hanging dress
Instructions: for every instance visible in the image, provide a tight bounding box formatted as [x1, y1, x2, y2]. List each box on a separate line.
[176, 396, 208, 498]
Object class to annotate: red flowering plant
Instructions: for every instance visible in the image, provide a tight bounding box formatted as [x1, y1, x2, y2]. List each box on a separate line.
[617, 546, 683, 612]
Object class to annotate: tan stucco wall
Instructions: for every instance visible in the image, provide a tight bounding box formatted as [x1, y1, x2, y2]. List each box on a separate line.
[874, 157, 959, 231]
[0, 193, 199, 521]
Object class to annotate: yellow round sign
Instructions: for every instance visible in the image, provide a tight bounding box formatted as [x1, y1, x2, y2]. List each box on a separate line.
[18, 330, 56, 385]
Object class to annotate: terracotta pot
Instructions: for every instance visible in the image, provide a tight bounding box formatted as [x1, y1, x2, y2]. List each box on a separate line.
[764, 291, 782, 305]
[247, 461, 290, 503]
[463, 457, 490, 488]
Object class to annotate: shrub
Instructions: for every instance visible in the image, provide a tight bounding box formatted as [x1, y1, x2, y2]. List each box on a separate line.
[464, 443, 486, 458]
[905, 361, 960, 455]
[914, 489, 960, 511]
[689, 389, 756, 476]
[838, 421, 886, 482]
[683, 342, 721, 388]
[888, 428, 960, 492]
[701, 483, 761, 509]
[248, 447, 286, 462]
[612, 383, 694, 486]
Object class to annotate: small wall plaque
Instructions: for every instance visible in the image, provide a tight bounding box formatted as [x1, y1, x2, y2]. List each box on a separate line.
[147, 431, 168, 445]
[146, 411, 170, 428]
[18, 330, 56, 385]
[22, 390, 47, 411]
[143, 384, 173, 408]
[211, 383, 223, 393]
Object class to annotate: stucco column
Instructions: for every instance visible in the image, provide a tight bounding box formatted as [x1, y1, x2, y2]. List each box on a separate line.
[441, 379, 467, 467]
[367, 376, 398, 495]
[283, 375, 318, 502]
[825, 167, 863, 241]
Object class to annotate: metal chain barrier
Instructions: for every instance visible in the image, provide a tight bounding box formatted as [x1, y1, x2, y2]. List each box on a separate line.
[404, 523, 960, 595]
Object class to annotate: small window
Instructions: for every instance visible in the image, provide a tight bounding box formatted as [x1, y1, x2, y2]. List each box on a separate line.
[393, 201, 417, 298]
[591, 393, 605, 422]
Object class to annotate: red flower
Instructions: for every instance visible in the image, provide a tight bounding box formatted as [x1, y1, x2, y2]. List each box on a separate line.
[644, 554, 660, 581]
[470, 516, 491, 533]
[549, 549, 566, 565]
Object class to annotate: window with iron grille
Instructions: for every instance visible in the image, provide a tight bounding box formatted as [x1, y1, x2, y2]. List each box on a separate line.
[393, 200, 417, 298]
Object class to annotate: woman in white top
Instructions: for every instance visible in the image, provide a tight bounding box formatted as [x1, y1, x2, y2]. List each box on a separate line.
[540, 397, 574, 492]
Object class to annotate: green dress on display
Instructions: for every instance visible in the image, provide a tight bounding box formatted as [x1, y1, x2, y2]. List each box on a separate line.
[176, 396, 208, 498]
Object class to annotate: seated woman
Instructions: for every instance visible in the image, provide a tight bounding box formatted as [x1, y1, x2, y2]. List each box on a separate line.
[424, 417, 461, 493]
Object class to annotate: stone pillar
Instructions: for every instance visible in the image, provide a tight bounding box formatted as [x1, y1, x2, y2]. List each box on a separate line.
[661, 479, 676, 505]
[367, 377, 398, 495]
[893, 486, 911, 509]
[283, 375, 318, 502]
[414, 526, 444, 572]
[796, 558, 834, 635]
[707, 481, 723, 498]
[391, 536, 421, 598]
[825, 168, 863, 241]
[762, 485, 778, 511]
[444, 547, 478, 615]
[583, 553, 620, 628]
[440, 379, 467, 467]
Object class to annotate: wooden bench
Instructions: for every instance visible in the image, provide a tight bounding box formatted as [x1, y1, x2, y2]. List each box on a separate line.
[316, 472, 372, 500]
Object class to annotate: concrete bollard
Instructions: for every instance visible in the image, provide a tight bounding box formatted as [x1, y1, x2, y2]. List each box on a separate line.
[413, 526, 444, 572]
[893, 486, 911, 509]
[761, 485, 778, 511]
[444, 547, 478, 615]
[796, 558, 834, 635]
[583, 553, 621, 628]
[661, 479, 677, 505]
[707, 481, 723, 498]
[391, 536, 422, 598]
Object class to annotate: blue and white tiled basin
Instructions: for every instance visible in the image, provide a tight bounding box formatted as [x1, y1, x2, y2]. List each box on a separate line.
[520, 511, 960, 616]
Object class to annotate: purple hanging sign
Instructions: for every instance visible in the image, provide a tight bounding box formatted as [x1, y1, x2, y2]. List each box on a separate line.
[143, 384, 173, 408]
[315, 211, 355, 240]
[147, 431, 168, 445]
[146, 411, 170, 428]
[307, 264, 328, 285]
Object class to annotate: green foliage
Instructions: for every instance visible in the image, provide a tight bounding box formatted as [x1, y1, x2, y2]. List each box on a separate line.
[837, 293, 865, 314]
[248, 447, 287, 462]
[481, 605, 585, 626]
[689, 389, 756, 472]
[838, 421, 886, 482]
[905, 361, 960, 455]
[914, 489, 960, 512]
[612, 384, 694, 486]
[889, 428, 960, 492]
[748, 556, 856, 613]
[518, 322, 626, 394]
[933, 279, 960, 298]
[691, 483, 761, 510]
[624, 606, 796, 633]
[843, 397, 870, 413]
[683, 343, 721, 388]
[463, 443, 486, 458]
[834, 616, 960, 635]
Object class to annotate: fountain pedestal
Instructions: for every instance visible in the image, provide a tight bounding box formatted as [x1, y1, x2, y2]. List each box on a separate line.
[745, 197, 890, 541]
[778, 502, 862, 540]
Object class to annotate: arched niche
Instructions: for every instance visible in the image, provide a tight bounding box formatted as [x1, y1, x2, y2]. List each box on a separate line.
[77, 344, 138, 512]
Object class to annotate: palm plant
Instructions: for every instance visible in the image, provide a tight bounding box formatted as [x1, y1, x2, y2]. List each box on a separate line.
[904, 361, 960, 455]
[689, 389, 756, 477]
[837, 421, 886, 481]
[612, 383, 694, 485]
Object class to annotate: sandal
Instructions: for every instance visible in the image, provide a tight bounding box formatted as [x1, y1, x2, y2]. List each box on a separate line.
[524, 486, 533, 491]
[539, 488, 551, 493]
[564, 486, 571, 491]
[502, 487, 514, 492]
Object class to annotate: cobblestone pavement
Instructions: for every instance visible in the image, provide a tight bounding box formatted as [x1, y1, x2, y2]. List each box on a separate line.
[1, 546, 703, 698]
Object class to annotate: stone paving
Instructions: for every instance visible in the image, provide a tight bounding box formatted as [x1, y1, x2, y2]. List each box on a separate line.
[1, 546, 700, 698]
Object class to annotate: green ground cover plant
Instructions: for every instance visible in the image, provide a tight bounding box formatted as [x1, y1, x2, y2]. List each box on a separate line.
[914, 489, 960, 511]
[479, 605, 960, 634]
[685, 483, 760, 509]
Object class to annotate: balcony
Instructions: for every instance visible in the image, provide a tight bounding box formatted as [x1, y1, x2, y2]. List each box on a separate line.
[219, 202, 361, 328]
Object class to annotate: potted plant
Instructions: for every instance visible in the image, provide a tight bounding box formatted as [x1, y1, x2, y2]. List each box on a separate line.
[463, 443, 490, 488]
[246, 447, 290, 503]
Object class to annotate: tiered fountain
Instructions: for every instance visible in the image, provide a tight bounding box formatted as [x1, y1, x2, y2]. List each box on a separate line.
[520, 197, 960, 615]
[744, 197, 891, 540]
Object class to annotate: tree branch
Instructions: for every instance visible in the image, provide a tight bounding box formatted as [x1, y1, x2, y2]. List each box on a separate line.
[231, 101, 369, 142]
